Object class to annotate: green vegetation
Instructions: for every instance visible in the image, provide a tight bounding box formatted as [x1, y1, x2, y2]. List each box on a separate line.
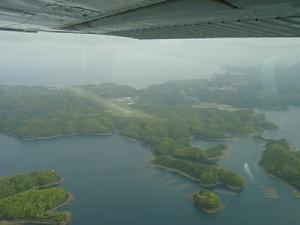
[0, 86, 113, 139]
[132, 106, 275, 140]
[0, 172, 71, 225]
[153, 156, 245, 190]
[0, 189, 69, 224]
[0, 80, 281, 213]
[0, 83, 276, 141]
[66, 86, 150, 118]
[0, 222, 19, 225]
[0, 82, 276, 199]
[192, 190, 224, 213]
[260, 139, 300, 190]
[204, 144, 227, 159]
[2, 72, 300, 215]
[137, 65, 300, 110]
[0, 171, 61, 200]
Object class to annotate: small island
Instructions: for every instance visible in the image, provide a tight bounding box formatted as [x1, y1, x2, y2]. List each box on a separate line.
[192, 190, 224, 213]
[0, 171, 72, 225]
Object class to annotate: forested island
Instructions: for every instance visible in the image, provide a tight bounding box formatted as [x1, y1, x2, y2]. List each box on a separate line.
[153, 156, 245, 190]
[260, 139, 300, 190]
[0, 171, 72, 225]
[192, 191, 224, 213]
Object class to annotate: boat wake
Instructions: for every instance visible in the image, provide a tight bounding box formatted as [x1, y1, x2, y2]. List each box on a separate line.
[244, 163, 255, 183]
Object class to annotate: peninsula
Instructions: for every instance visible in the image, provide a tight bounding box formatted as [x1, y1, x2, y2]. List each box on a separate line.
[260, 139, 300, 190]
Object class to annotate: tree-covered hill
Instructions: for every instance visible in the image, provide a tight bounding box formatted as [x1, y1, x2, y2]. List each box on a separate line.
[0, 171, 61, 200]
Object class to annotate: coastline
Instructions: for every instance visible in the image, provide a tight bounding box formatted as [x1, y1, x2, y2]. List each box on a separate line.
[21, 132, 112, 141]
[149, 163, 244, 191]
[148, 163, 199, 183]
[0, 175, 73, 225]
[208, 150, 229, 160]
[192, 135, 231, 142]
[260, 165, 300, 197]
[2, 194, 74, 225]
[206, 146, 229, 160]
[38, 178, 64, 189]
[49, 193, 74, 213]
[189, 195, 224, 214]
[258, 138, 300, 197]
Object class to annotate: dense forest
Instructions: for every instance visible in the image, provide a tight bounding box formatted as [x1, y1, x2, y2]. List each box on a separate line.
[0, 86, 113, 139]
[0, 172, 71, 225]
[0, 189, 69, 224]
[138, 63, 300, 109]
[192, 190, 224, 213]
[0, 171, 61, 200]
[204, 144, 227, 159]
[260, 139, 300, 190]
[0, 78, 278, 140]
[153, 156, 245, 190]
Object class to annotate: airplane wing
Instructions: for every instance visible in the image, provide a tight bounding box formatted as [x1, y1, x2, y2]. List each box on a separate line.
[0, 0, 299, 39]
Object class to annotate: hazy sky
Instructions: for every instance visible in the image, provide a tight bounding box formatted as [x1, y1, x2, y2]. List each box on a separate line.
[0, 31, 300, 88]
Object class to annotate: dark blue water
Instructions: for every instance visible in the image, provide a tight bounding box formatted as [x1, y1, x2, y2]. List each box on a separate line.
[1, 108, 300, 225]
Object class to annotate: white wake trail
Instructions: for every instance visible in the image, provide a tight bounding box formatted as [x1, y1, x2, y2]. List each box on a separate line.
[243, 163, 255, 183]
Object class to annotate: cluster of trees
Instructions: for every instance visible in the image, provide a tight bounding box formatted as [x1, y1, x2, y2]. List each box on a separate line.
[132, 104, 277, 139]
[114, 106, 271, 160]
[80, 83, 138, 98]
[0, 86, 113, 139]
[0, 172, 70, 225]
[0, 84, 276, 141]
[154, 156, 245, 190]
[115, 117, 229, 166]
[204, 144, 227, 159]
[0, 188, 69, 224]
[136, 64, 300, 109]
[260, 139, 300, 189]
[192, 190, 223, 213]
[0, 171, 61, 200]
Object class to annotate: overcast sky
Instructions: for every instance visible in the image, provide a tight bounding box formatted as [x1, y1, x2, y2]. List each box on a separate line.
[0, 31, 300, 88]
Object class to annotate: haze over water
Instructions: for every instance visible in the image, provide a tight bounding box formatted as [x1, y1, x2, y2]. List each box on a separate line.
[1, 108, 300, 225]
